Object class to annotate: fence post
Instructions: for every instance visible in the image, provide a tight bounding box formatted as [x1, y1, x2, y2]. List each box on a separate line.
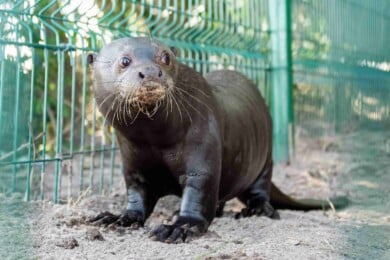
[268, 0, 294, 163]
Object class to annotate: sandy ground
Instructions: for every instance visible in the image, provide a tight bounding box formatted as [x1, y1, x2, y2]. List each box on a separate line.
[5, 130, 390, 259]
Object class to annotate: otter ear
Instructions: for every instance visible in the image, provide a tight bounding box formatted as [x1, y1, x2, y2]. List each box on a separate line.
[87, 53, 97, 65]
[170, 47, 179, 57]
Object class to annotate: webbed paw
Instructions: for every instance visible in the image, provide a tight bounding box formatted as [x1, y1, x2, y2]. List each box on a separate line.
[149, 216, 207, 243]
[235, 201, 280, 219]
[88, 210, 144, 228]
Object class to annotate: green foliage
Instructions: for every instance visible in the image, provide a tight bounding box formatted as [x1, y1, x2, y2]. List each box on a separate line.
[0, 0, 388, 201]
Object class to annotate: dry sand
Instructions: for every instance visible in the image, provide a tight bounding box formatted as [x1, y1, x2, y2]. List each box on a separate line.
[24, 131, 390, 259]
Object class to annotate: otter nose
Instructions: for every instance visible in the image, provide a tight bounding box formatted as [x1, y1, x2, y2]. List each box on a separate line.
[138, 66, 163, 80]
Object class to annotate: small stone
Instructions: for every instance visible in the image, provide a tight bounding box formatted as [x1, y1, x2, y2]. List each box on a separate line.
[65, 218, 79, 227]
[86, 228, 104, 241]
[56, 237, 79, 249]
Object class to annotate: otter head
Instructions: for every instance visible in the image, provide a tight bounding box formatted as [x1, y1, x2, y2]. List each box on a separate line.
[88, 37, 179, 123]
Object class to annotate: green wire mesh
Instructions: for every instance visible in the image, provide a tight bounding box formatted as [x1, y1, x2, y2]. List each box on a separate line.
[292, 0, 390, 136]
[0, 0, 389, 203]
[0, 0, 270, 203]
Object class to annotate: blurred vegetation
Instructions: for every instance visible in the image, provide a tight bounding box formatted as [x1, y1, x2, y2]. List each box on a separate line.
[0, 0, 388, 201]
[1, 0, 389, 160]
[1, 0, 271, 159]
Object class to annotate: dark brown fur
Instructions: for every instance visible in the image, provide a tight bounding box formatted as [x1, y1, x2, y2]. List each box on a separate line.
[88, 37, 347, 243]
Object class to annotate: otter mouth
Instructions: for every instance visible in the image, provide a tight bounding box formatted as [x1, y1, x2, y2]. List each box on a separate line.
[113, 80, 172, 122]
[130, 81, 167, 106]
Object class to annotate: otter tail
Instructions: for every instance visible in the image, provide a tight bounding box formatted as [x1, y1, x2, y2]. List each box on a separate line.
[270, 182, 348, 211]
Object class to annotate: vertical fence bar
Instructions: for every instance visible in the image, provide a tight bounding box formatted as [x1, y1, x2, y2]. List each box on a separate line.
[26, 47, 35, 201]
[268, 0, 293, 163]
[54, 50, 65, 203]
[0, 44, 3, 136]
[0, 43, 4, 187]
[89, 101, 97, 192]
[69, 50, 76, 153]
[40, 45, 49, 200]
[12, 43, 21, 192]
[68, 48, 77, 202]
[79, 50, 88, 194]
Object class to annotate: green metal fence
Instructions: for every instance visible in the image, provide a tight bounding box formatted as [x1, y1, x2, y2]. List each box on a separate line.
[0, 0, 271, 203]
[0, 0, 389, 203]
[292, 0, 389, 135]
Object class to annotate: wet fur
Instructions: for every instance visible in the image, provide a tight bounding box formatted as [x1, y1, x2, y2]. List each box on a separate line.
[88, 37, 347, 243]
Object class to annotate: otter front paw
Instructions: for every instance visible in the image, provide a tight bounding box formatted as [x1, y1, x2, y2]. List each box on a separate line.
[149, 216, 207, 243]
[88, 210, 144, 228]
[235, 201, 280, 219]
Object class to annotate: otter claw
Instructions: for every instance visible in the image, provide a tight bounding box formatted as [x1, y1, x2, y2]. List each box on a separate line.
[149, 216, 205, 243]
[89, 211, 120, 226]
[235, 201, 280, 219]
[88, 210, 144, 228]
[150, 224, 192, 243]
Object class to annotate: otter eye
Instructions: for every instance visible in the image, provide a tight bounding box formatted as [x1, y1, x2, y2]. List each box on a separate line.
[161, 52, 170, 65]
[119, 57, 132, 68]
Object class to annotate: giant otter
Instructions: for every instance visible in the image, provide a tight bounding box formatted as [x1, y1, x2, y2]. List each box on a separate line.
[87, 37, 346, 243]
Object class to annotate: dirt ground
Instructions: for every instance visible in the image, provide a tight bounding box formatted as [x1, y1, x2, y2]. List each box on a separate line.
[8, 130, 390, 259]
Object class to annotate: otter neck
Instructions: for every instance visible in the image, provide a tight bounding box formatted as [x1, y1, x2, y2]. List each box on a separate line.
[96, 64, 212, 147]
[128, 105, 190, 142]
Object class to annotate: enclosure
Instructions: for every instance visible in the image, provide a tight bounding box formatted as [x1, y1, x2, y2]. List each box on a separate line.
[0, 0, 389, 259]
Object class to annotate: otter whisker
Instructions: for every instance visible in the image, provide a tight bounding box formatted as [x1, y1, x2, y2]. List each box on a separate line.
[110, 96, 120, 127]
[170, 90, 184, 124]
[102, 103, 115, 127]
[174, 91, 194, 124]
[175, 90, 210, 121]
[176, 87, 213, 113]
[120, 97, 128, 125]
[115, 96, 124, 125]
[174, 88, 202, 122]
[96, 92, 118, 113]
[120, 89, 136, 126]
[169, 91, 174, 119]
[115, 97, 122, 124]
[185, 84, 210, 97]
[165, 91, 174, 122]
[130, 108, 141, 125]
[148, 102, 159, 118]
[167, 87, 175, 112]
[162, 92, 168, 120]
[126, 87, 139, 121]
[151, 100, 161, 117]
[124, 91, 135, 124]
[110, 94, 120, 112]
[122, 98, 129, 126]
